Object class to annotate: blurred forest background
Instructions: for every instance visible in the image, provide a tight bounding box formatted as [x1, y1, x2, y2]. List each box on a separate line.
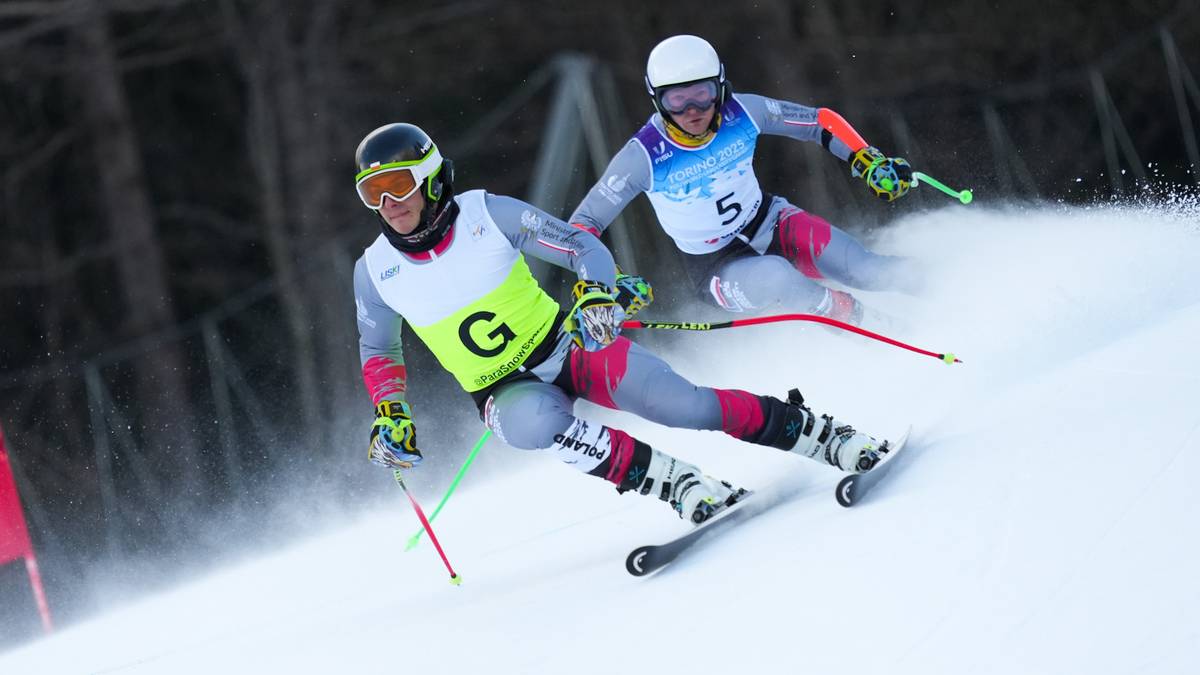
[2, 0, 1198, 645]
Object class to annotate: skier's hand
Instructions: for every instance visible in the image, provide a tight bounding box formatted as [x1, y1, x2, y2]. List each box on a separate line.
[566, 279, 626, 352]
[368, 400, 422, 469]
[850, 146, 913, 202]
[614, 272, 653, 319]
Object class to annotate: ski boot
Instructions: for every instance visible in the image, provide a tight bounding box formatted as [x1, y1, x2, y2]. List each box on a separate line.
[817, 288, 904, 334]
[635, 448, 745, 524]
[775, 389, 887, 473]
[817, 288, 864, 326]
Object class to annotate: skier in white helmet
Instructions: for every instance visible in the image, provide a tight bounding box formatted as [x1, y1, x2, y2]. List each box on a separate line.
[353, 122, 897, 525]
[569, 35, 920, 327]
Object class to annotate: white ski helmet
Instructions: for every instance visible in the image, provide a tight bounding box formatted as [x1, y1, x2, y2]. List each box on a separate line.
[644, 35, 730, 134]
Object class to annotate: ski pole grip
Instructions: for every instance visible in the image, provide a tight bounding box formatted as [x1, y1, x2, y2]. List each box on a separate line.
[913, 171, 973, 204]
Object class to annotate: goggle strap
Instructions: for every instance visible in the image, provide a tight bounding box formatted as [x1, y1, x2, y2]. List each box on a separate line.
[425, 163, 443, 201]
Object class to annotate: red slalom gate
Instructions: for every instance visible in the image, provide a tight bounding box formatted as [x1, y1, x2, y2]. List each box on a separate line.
[0, 423, 53, 633]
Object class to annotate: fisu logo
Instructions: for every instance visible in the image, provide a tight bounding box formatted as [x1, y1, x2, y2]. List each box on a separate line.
[651, 139, 675, 163]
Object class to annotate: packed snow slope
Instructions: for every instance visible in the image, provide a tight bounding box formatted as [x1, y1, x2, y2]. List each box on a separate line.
[3, 202, 1200, 674]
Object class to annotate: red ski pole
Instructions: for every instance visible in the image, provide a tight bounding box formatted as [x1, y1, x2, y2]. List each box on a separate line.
[624, 313, 961, 365]
[394, 470, 462, 585]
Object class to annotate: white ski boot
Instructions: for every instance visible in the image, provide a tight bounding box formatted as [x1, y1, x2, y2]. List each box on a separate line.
[780, 390, 886, 474]
[636, 448, 743, 524]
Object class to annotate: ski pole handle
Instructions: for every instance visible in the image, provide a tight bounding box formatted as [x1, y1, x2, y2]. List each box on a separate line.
[405, 429, 490, 551]
[814, 108, 971, 205]
[913, 171, 973, 204]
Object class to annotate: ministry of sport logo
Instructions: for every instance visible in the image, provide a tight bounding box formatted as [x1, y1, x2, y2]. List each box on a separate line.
[520, 209, 542, 234]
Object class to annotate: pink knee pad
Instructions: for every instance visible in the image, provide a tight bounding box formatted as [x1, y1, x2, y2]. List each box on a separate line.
[568, 337, 633, 409]
[776, 209, 832, 280]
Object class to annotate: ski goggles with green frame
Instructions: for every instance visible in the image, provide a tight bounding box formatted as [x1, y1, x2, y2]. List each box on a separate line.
[355, 146, 443, 209]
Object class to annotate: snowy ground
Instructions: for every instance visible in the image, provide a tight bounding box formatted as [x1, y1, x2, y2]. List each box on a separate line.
[3, 201, 1200, 674]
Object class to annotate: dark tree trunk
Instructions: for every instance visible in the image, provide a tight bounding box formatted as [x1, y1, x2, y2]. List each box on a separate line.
[71, 0, 201, 499]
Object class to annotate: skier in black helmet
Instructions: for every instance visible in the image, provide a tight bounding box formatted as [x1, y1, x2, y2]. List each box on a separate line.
[351, 122, 895, 524]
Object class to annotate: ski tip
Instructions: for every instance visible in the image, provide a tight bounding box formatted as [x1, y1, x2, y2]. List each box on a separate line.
[835, 476, 857, 508]
[626, 547, 653, 577]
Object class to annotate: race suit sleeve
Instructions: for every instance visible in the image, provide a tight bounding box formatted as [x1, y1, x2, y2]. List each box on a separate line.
[737, 92, 855, 162]
[485, 193, 618, 289]
[565, 140, 652, 237]
[353, 255, 408, 406]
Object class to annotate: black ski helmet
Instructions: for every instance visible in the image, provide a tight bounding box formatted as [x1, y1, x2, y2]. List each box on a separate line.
[354, 123, 457, 253]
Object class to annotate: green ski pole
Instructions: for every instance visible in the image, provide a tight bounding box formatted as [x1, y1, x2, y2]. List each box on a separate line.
[405, 429, 491, 551]
[913, 171, 973, 204]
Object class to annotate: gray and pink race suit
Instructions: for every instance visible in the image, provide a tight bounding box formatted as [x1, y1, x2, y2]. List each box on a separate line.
[354, 190, 808, 489]
[569, 92, 919, 321]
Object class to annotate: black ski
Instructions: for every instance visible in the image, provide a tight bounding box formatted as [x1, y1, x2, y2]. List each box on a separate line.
[835, 427, 913, 508]
[626, 493, 756, 576]
[626, 429, 913, 576]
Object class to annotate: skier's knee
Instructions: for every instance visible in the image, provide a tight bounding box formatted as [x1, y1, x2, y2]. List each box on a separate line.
[496, 411, 573, 451]
[711, 256, 796, 312]
[775, 209, 833, 279]
[483, 383, 573, 450]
